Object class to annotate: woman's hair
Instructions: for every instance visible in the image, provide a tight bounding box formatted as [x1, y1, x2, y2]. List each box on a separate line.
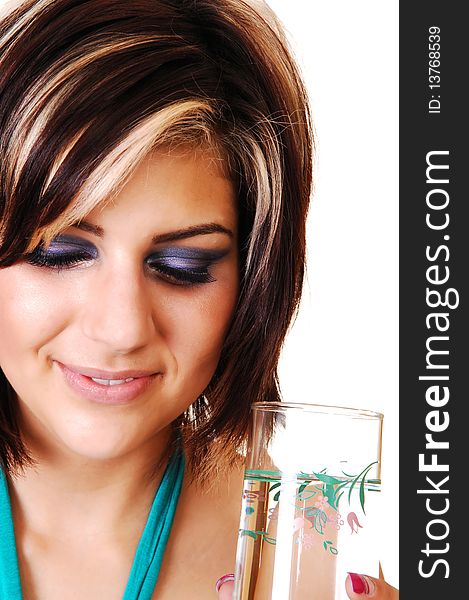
[0, 0, 313, 481]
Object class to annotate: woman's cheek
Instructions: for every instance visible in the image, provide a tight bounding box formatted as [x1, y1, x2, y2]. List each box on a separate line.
[0, 268, 54, 351]
[160, 279, 237, 383]
[0, 270, 70, 395]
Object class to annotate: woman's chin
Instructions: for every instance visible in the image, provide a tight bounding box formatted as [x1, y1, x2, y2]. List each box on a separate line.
[46, 423, 156, 464]
[55, 438, 133, 462]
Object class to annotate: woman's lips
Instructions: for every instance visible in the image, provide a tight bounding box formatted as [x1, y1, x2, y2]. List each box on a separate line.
[56, 361, 160, 405]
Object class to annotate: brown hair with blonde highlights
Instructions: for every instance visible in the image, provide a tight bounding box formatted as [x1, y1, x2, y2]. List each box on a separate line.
[0, 0, 314, 482]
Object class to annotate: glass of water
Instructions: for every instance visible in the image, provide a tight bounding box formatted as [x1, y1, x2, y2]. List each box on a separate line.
[234, 402, 383, 600]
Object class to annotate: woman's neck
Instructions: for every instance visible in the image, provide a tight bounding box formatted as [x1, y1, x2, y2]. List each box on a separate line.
[7, 427, 173, 546]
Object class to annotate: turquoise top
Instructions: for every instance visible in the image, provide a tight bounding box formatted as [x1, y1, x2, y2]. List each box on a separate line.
[0, 451, 185, 600]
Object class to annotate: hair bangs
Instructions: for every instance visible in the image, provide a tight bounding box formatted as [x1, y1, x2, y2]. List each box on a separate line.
[22, 99, 225, 252]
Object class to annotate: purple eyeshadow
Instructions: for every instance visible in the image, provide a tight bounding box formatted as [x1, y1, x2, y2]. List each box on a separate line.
[43, 235, 98, 257]
[146, 246, 229, 270]
[26, 236, 229, 286]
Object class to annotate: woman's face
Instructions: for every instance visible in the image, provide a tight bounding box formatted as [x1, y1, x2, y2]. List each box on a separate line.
[0, 148, 238, 461]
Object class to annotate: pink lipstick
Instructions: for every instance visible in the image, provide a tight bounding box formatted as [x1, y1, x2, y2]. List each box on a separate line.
[56, 361, 160, 405]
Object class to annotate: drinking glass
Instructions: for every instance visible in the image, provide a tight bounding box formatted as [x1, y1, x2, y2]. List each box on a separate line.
[234, 402, 383, 600]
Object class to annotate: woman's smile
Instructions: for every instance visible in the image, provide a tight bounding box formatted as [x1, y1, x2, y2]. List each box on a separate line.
[55, 361, 162, 405]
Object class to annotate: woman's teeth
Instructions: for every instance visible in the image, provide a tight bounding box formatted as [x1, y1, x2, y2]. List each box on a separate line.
[90, 377, 135, 386]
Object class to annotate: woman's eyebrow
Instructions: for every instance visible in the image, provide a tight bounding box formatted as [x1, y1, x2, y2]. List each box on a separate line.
[72, 221, 233, 242]
[73, 221, 104, 237]
[152, 223, 233, 243]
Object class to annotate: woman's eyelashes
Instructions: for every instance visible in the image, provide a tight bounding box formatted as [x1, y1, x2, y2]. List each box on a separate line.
[145, 247, 229, 286]
[25, 236, 229, 286]
[25, 235, 98, 270]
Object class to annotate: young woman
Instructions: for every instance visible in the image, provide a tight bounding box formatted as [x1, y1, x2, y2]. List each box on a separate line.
[0, 0, 398, 597]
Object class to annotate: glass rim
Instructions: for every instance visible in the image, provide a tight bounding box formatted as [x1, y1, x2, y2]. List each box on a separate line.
[251, 401, 383, 420]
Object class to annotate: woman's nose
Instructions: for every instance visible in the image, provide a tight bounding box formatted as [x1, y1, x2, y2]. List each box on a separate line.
[80, 263, 157, 354]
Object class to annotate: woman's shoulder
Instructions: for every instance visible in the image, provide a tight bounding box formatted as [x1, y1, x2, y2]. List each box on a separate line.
[153, 456, 245, 598]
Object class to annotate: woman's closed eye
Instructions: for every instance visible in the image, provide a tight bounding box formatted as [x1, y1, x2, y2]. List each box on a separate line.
[145, 247, 229, 286]
[25, 235, 98, 270]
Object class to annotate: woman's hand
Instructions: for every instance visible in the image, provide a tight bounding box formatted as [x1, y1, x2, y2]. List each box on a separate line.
[216, 574, 234, 600]
[216, 571, 399, 599]
[345, 572, 399, 599]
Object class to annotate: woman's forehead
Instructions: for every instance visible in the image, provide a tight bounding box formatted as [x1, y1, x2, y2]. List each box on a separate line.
[93, 149, 236, 220]
[57, 148, 238, 244]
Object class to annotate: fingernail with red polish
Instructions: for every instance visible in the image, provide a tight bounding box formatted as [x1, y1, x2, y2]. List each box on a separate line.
[215, 573, 235, 592]
[348, 573, 374, 595]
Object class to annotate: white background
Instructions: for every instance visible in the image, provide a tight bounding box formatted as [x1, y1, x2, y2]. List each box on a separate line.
[267, 0, 399, 587]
